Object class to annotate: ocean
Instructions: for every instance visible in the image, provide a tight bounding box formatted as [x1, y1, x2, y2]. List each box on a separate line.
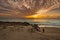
[0, 19, 60, 27]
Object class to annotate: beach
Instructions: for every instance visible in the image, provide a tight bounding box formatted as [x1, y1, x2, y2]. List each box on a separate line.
[0, 22, 60, 40]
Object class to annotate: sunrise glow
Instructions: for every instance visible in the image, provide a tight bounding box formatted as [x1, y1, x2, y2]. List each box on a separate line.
[25, 9, 47, 18]
[25, 2, 60, 19]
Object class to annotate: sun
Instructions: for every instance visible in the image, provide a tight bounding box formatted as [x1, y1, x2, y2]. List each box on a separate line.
[25, 14, 38, 18]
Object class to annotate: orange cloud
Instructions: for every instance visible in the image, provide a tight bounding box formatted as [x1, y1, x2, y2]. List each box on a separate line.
[25, 13, 60, 19]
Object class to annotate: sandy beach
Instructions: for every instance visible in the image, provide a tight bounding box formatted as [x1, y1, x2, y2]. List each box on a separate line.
[0, 22, 60, 40]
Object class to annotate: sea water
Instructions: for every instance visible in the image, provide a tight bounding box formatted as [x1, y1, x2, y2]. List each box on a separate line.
[0, 18, 60, 28]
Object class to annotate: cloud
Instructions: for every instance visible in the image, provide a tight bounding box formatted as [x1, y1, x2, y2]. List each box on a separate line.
[0, 0, 60, 19]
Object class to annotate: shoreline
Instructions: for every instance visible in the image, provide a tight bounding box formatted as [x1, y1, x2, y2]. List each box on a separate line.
[0, 22, 60, 40]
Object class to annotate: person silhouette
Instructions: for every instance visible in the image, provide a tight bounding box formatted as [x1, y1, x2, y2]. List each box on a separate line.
[43, 28, 44, 33]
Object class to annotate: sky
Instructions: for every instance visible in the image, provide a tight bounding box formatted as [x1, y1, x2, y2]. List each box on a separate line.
[0, 0, 60, 20]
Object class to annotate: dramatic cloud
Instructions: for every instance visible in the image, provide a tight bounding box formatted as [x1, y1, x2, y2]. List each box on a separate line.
[0, 0, 60, 19]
